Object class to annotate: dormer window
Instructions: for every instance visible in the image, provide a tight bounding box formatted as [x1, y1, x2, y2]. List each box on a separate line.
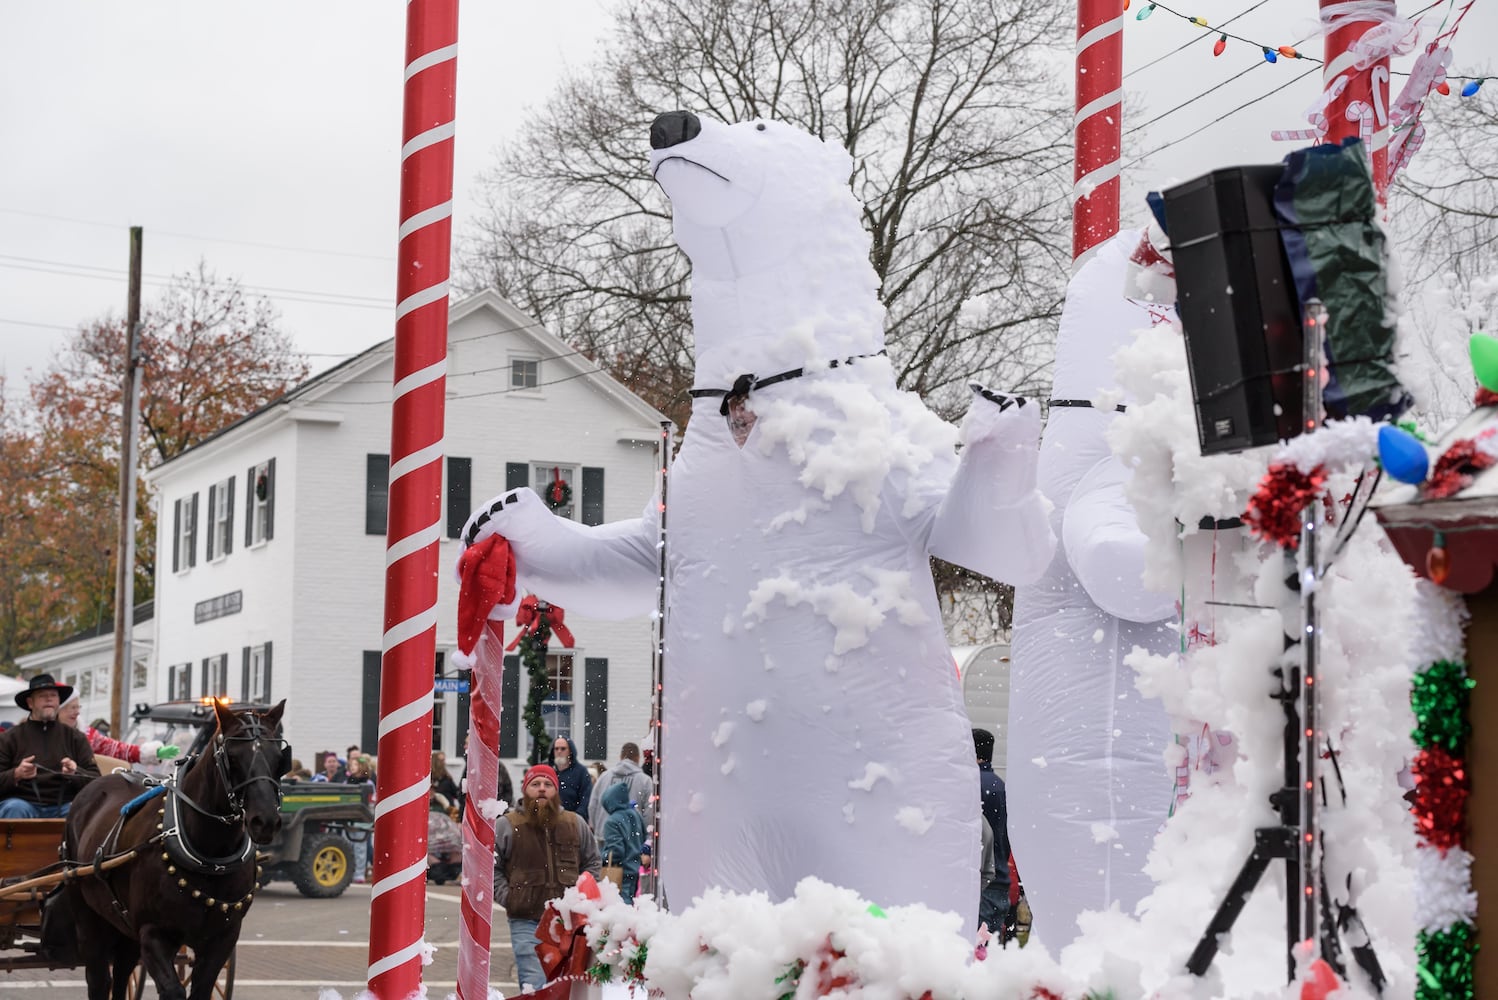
[511, 358, 540, 390]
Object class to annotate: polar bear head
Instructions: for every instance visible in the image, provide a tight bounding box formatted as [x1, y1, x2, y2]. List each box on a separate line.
[649, 112, 886, 381]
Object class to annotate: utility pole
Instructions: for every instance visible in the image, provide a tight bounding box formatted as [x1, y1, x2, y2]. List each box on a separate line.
[111, 226, 143, 735]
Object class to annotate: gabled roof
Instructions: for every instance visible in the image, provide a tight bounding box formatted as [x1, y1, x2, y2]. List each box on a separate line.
[152, 289, 667, 471]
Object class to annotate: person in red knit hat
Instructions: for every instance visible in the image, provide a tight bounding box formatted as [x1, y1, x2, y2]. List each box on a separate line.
[494, 763, 602, 992]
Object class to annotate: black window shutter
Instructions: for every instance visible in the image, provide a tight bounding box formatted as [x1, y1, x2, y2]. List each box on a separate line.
[206, 485, 217, 560]
[265, 458, 276, 541]
[241, 647, 250, 701]
[201, 658, 209, 696]
[224, 476, 235, 555]
[446, 457, 472, 539]
[455, 673, 471, 760]
[172, 499, 182, 573]
[505, 463, 529, 492]
[245, 466, 255, 547]
[583, 657, 609, 760]
[189, 494, 198, 567]
[500, 655, 520, 758]
[366, 454, 390, 535]
[168, 664, 176, 698]
[581, 468, 605, 526]
[362, 651, 383, 751]
[263, 642, 273, 702]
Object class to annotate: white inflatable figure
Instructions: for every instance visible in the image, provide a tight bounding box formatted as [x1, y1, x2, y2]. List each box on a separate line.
[1007, 229, 1179, 945]
[459, 111, 1056, 926]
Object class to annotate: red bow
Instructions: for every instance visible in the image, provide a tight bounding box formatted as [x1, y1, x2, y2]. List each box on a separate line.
[506, 595, 575, 651]
[455, 535, 517, 661]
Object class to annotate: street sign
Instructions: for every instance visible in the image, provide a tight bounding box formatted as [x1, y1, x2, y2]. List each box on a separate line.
[434, 678, 470, 694]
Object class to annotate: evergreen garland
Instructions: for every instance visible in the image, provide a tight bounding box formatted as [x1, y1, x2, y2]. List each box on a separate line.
[520, 604, 554, 764]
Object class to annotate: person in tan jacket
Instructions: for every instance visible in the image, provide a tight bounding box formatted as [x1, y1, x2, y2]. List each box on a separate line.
[493, 763, 601, 992]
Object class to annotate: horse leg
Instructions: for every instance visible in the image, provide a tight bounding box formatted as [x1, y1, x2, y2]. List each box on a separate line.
[139, 924, 188, 1000]
[185, 931, 236, 1000]
[72, 890, 120, 1000]
[110, 936, 142, 1000]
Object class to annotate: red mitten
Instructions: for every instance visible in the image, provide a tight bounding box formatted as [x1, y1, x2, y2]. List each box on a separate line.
[452, 535, 517, 668]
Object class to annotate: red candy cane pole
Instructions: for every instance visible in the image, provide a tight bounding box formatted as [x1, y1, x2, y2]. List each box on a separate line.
[367, 2, 458, 997]
[458, 621, 506, 1000]
[1320, 0, 1390, 200]
[1073, 0, 1124, 266]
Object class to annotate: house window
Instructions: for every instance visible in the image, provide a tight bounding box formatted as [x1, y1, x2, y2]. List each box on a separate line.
[511, 358, 540, 390]
[174, 494, 198, 572]
[539, 652, 575, 743]
[532, 465, 577, 521]
[202, 653, 229, 697]
[366, 454, 390, 535]
[207, 477, 235, 560]
[169, 663, 191, 700]
[132, 658, 149, 690]
[79, 671, 93, 698]
[246, 643, 271, 703]
[248, 459, 275, 546]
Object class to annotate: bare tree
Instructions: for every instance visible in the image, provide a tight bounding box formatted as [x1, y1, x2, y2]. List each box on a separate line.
[460, 0, 1074, 427]
[1392, 91, 1498, 428]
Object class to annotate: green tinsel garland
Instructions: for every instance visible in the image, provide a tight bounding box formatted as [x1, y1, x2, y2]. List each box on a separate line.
[1411, 659, 1475, 751]
[1417, 923, 1477, 1000]
[519, 611, 554, 765]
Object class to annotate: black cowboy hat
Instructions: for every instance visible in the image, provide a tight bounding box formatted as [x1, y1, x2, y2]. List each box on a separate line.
[15, 673, 73, 710]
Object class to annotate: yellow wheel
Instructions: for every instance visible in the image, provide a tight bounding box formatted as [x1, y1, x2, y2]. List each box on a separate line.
[292, 832, 355, 897]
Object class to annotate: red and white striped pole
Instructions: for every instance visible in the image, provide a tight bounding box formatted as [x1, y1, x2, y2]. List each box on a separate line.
[367, 2, 458, 997]
[457, 621, 506, 1000]
[1073, 0, 1124, 267]
[1319, 0, 1391, 201]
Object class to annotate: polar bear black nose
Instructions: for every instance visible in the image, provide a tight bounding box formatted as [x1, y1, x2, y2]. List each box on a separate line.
[650, 110, 701, 150]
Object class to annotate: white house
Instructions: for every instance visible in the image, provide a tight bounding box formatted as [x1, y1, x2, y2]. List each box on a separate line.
[10, 606, 153, 729]
[29, 290, 665, 771]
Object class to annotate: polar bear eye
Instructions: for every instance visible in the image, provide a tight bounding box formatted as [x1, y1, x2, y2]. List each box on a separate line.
[756, 122, 767, 132]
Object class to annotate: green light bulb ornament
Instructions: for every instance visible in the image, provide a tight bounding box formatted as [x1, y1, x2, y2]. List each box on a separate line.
[1470, 332, 1498, 393]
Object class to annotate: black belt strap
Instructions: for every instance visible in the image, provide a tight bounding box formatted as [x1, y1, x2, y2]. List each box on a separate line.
[1048, 398, 1127, 413]
[690, 351, 887, 416]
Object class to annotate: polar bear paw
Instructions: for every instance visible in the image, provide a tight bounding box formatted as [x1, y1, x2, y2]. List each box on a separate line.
[962, 383, 1041, 449]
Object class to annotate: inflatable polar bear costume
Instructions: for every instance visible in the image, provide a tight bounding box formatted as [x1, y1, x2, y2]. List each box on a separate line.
[461, 112, 1055, 927]
[1008, 230, 1178, 945]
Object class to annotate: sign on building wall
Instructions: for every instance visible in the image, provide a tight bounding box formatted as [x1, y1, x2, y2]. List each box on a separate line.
[194, 590, 243, 624]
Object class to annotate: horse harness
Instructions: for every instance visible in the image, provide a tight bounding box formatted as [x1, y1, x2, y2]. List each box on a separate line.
[73, 714, 289, 928]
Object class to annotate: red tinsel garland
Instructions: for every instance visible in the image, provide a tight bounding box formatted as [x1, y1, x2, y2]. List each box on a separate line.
[1423, 437, 1497, 501]
[1411, 745, 1470, 852]
[1475, 386, 1498, 408]
[1244, 463, 1327, 549]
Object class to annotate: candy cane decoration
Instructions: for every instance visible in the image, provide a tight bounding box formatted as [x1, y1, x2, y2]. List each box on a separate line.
[1320, 0, 1393, 198]
[367, 2, 458, 997]
[458, 621, 507, 1000]
[1072, 0, 1123, 267]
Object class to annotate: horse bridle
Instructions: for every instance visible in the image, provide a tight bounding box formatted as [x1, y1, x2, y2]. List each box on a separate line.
[209, 712, 290, 819]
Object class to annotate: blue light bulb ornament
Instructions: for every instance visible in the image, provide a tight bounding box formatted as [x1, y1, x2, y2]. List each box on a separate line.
[1461, 79, 1483, 97]
[1262, 46, 1278, 63]
[1471, 332, 1498, 392]
[1378, 424, 1429, 485]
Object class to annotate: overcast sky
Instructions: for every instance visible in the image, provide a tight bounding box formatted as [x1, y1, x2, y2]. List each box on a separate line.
[1, 1, 1490, 397]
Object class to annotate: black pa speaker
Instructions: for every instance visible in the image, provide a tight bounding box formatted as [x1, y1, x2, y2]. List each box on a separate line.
[1163, 165, 1304, 456]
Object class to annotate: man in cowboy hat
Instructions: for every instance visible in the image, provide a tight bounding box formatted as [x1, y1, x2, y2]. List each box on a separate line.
[494, 763, 602, 992]
[0, 674, 100, 818]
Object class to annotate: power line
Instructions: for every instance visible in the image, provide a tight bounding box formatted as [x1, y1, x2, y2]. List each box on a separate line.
[0, 206, 395, 263]
[1123, 0, 1274, 81]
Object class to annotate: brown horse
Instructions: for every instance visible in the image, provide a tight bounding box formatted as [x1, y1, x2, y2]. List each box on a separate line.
[61, 700, 288, 1000]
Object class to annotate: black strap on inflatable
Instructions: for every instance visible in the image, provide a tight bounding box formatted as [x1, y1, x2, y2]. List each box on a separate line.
[690, 350, 888, 416]
[1048, 398, 1128, 413]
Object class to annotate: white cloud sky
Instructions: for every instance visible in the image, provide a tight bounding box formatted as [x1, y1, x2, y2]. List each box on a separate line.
[1, 0, 1490, 394]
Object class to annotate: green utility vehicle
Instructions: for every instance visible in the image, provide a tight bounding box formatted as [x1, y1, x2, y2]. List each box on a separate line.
[127, 700, 373, 898]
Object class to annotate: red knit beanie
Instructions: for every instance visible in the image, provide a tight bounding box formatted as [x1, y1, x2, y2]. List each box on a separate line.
[522, 764, 559, 791]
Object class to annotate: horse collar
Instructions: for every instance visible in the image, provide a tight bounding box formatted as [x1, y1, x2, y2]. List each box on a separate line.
[161, 770, 254, 875]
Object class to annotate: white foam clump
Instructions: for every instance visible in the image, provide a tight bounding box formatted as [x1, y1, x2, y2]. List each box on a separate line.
[745, 699, 768, 721]
[742, 567, 927, 654]
[847, 762, 895, 792]
[476, 798, 508, 821]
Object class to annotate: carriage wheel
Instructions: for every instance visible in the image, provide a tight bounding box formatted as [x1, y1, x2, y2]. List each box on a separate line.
[124, 947, 236, 999]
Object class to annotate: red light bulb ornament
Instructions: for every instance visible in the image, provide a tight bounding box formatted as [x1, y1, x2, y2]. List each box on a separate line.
[1213, 33, 1227, 56]
[1427, 532, 1450, 585]
[1436, 81, 1451, 96]
[1278, 45, 1299, 59]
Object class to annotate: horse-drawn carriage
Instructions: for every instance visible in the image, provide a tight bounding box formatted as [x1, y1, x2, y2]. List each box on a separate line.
[0, 700, 286, 1000]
